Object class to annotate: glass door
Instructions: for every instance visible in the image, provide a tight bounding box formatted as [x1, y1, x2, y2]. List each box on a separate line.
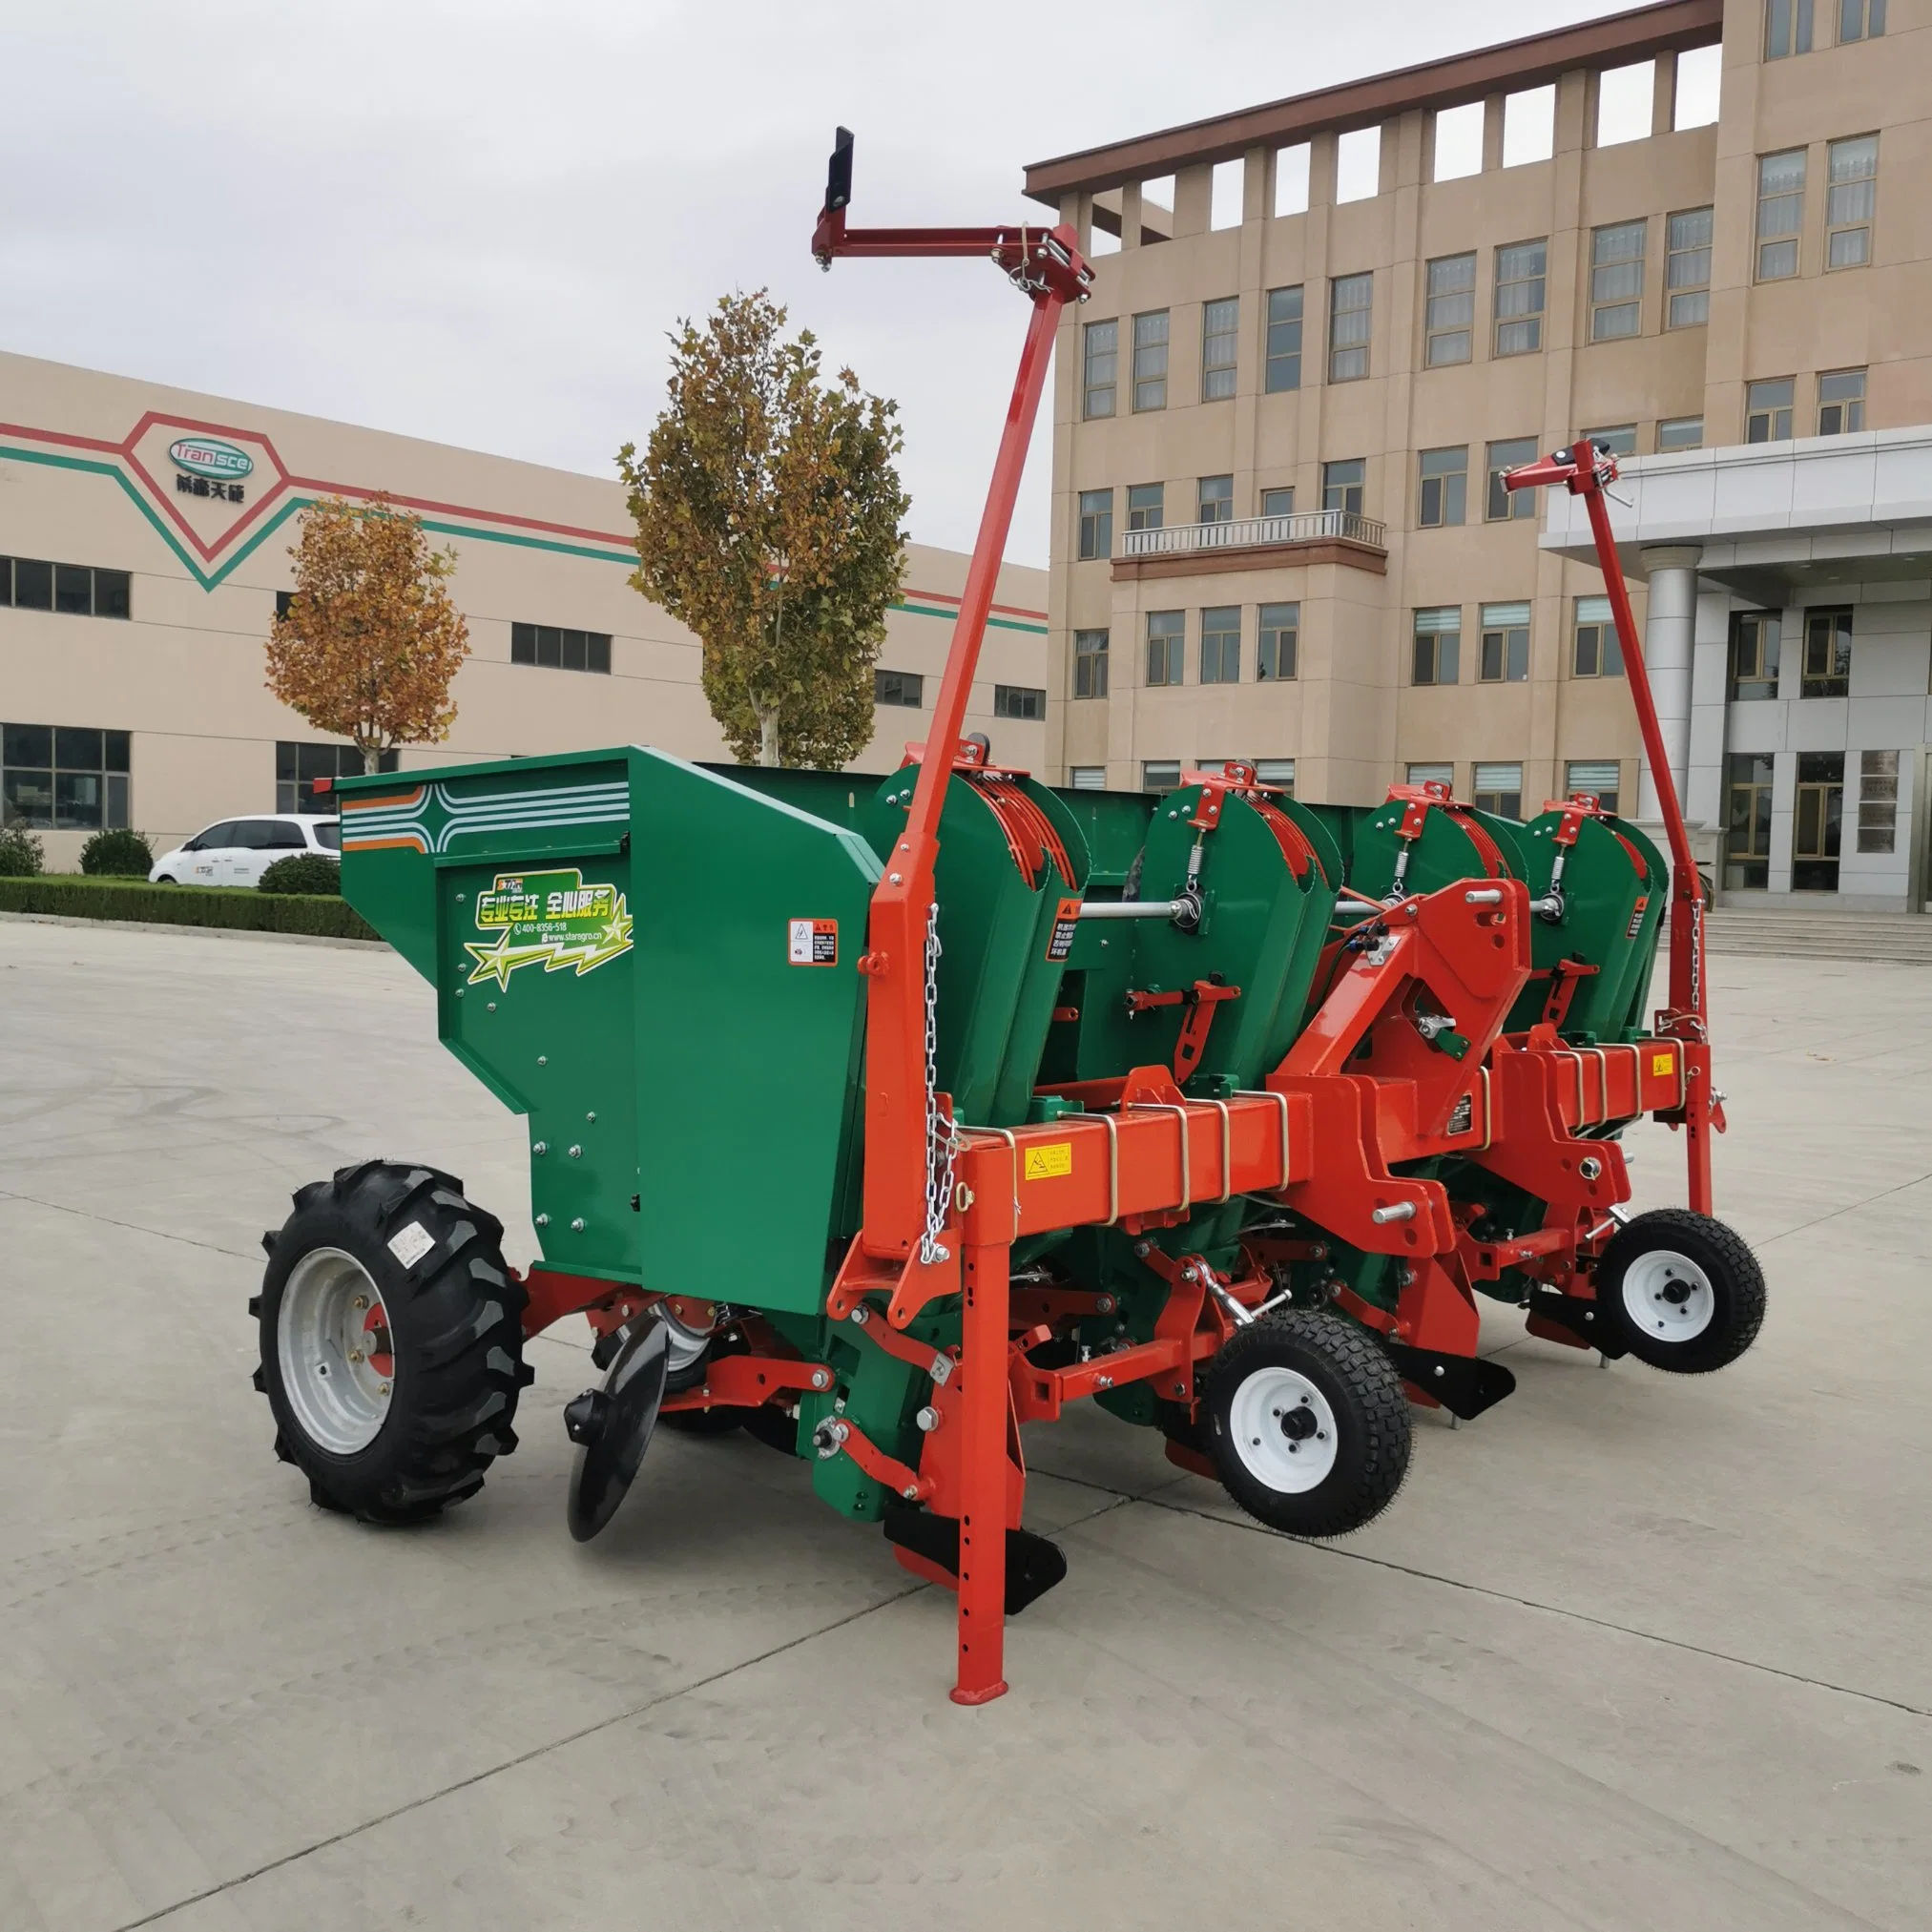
[1792, 752, 1844, 891]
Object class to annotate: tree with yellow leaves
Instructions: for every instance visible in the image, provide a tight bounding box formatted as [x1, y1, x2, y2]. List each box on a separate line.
[619, 290, 908, 768]
[265, 495, 470, 774]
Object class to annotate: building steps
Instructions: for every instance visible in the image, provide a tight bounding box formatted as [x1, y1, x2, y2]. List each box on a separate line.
[1706, 909, 1932, 963]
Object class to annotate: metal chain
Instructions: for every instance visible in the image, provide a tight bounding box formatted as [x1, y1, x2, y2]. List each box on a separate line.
[919, 898, 959, 1265]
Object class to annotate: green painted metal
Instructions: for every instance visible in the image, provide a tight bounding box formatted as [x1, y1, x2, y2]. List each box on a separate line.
[335, 747, 878, 1312]
[1345, 798, 1530, 904]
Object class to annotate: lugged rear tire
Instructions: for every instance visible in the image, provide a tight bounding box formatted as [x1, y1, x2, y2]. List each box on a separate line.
[1593, 1207, 1766, 1373]
[254, 1161, 531, 1525]
[1203, 1308, 1410, 1537]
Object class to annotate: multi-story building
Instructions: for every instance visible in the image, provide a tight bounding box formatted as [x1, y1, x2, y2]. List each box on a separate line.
[1028, 0, 1932, 908]
[0, 350, 1047, 869]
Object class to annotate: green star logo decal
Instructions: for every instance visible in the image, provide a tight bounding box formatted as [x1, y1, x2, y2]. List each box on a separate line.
[464, 869, 634, 987]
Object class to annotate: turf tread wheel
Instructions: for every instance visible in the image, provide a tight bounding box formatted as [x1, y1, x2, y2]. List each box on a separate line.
[256, 1161, 529, 1525]
[1594, 1207, 1765, 1373]
[1204, 1307, 1411, 1538]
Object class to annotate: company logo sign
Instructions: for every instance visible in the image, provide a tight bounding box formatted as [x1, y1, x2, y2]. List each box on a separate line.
[169, 436, 255, 482]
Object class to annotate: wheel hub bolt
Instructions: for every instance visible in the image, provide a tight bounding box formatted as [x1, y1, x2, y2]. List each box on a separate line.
[1278, 1403, 1319, 1443]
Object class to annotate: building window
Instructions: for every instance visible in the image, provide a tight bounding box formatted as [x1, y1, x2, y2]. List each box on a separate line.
[1072, 628, 1110, 699]
[1257, 603, 1298, 681]
[1264, 286, 1303, 392]
[1818, 369, 1866, 435]
[1201, 297, 1239, 401]
[1486, 438, 1538, 520]
[1755, 150, 1806, 280]
[1424, 253, 1475, 366]
[1800, 607, 1852, 696]
[1839, 0, 1885, 42]
[1666, 208, 1714, 327]
[1143, 760, 1181, 793]
[1, 723, 131, 830]
[1746, 378, 1795, 443]
[1728, 611, 1781, 699]
[1127, 482, 1164, 532]
[874, 669, 924, 707]
[1407, 761, 1454, 789]
[1494, 240, 1547, 355]
[1323, 459, 1365, 517]
[1566, 759, 1621, 814]
[1070, 766, 1107, 790]
[1825, 135, 1879, 269]
[0, 557, 132, 619]
[1199, 606, 1241, 683]
[1794, 751, 1844, 889]
[994, 685, 1045, 720]
[1418, 447, 1467, 528]
[1589, 220, 1647, 341]
[1077, 488, 1112, 560]
[1479, 603, 1530, 682]
[1259, 488, 1296, 519]
[1082, 319, 1117, 419]
[1412, 608, 1461, 686]
[1197, 475, 1234, 525]
[1146, 611, 1184, 686]
[1472, 762, 1523, 819]
[1583, 426, 1638, 457]
[276, 740, 395, 814]
[1132, 311, 1169, 411]
[1328, 272, 1372, 382]
[1724, 753, 1775, 888]
[510, 623, 612, 673]
[1765, 0, 1814, 56]
[1657, 416, 1704, 451]
[1858, 749, 1899, 852]
[1573, 596, 1625, 677]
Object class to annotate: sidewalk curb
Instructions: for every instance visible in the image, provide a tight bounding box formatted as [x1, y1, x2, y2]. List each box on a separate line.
[0, 910, 391, 951]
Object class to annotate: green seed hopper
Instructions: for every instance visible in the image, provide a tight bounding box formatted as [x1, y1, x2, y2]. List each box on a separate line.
[249, 131, 1761, 1706]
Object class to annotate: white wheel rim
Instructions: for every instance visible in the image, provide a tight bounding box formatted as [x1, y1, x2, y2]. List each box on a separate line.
[279, 1247, 395, 1454]
[1226, 1365, 1339, 1493]
[1621, 1248, 1715, 1343]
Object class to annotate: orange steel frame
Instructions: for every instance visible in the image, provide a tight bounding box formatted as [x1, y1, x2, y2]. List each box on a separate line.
[542, 153, 1729, 1709]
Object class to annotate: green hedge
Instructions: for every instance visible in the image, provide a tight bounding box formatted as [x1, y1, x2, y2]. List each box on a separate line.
[0, 874, 381, 941]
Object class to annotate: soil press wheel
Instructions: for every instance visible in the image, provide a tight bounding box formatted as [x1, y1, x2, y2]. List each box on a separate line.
[1203, 1308, 1412, 1537]
[1593, 1207, 1766, 1374]
[254, 1161, 531, 1524]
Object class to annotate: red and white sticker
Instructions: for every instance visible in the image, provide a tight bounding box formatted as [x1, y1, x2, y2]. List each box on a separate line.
[788, 918, 839, 966]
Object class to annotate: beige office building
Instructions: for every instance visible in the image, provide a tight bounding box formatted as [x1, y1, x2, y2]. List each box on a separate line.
[0, 351, 1048, 870]
[1030, 0, 1932, 907]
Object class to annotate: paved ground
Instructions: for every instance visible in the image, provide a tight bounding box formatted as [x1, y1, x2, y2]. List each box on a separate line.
[1, 916, 1927, 1931]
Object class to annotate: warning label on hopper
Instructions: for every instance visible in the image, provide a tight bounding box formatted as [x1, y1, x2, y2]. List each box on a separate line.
[788, 918, 839, 966]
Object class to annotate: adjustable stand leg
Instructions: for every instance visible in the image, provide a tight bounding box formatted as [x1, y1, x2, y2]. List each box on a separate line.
[951, 1237, 1010, 1705]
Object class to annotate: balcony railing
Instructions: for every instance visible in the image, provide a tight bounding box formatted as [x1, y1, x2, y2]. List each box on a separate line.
[1119, 509, 1386, 557]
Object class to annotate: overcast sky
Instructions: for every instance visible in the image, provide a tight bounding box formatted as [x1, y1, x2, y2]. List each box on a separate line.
[0, 1, 1643, 567]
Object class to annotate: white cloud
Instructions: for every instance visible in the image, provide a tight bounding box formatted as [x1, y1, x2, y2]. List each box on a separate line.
[0, 0, 1634, 565]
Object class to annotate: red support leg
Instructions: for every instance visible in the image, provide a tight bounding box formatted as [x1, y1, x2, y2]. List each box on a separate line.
[951, 1237, 1010, 1705]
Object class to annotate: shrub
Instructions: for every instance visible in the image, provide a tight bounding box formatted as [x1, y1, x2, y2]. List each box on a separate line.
[0, 874, 378, 940]
[79, 827, 156, 876]
[0, 823, 44, 877]
[259, 852, 343, 896]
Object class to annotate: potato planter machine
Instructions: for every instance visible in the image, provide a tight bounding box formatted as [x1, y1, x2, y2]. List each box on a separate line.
[256, 132, 1763, 1704]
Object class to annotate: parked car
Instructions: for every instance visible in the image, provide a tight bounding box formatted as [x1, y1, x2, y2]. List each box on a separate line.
[149, 815, 341, 887]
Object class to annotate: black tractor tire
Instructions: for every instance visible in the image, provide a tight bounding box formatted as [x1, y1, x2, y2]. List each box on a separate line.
[1593, 1207, 1765, 1373]
[1203, 1308, 1411, 1537]
[254, 1161, 531, 1525]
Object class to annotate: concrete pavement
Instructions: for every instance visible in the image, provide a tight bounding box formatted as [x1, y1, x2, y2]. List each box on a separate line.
[0, 919, 1926, 1929]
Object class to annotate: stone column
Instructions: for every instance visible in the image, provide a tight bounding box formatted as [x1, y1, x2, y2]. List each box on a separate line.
[1637, 545, 1703, 822]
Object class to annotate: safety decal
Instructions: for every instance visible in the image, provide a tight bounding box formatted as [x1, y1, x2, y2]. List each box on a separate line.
[1652, 1050, 1674, 1076]
[1045, 895, 1082, 963]
[1627, 893, 1650, 939]
[464, 868, 634, 987]
[1023, 1142, 1073, 1181]
[788, 918, 839, 966]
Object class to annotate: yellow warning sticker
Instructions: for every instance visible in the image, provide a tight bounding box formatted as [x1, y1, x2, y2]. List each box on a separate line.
[1024, 1142, 1074, 1181]
[1652, 1051, 1674, 1075]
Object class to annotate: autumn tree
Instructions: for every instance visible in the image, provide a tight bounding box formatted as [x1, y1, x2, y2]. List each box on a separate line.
[619, 290, 908, 768]
[265, 494, 470, 774]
